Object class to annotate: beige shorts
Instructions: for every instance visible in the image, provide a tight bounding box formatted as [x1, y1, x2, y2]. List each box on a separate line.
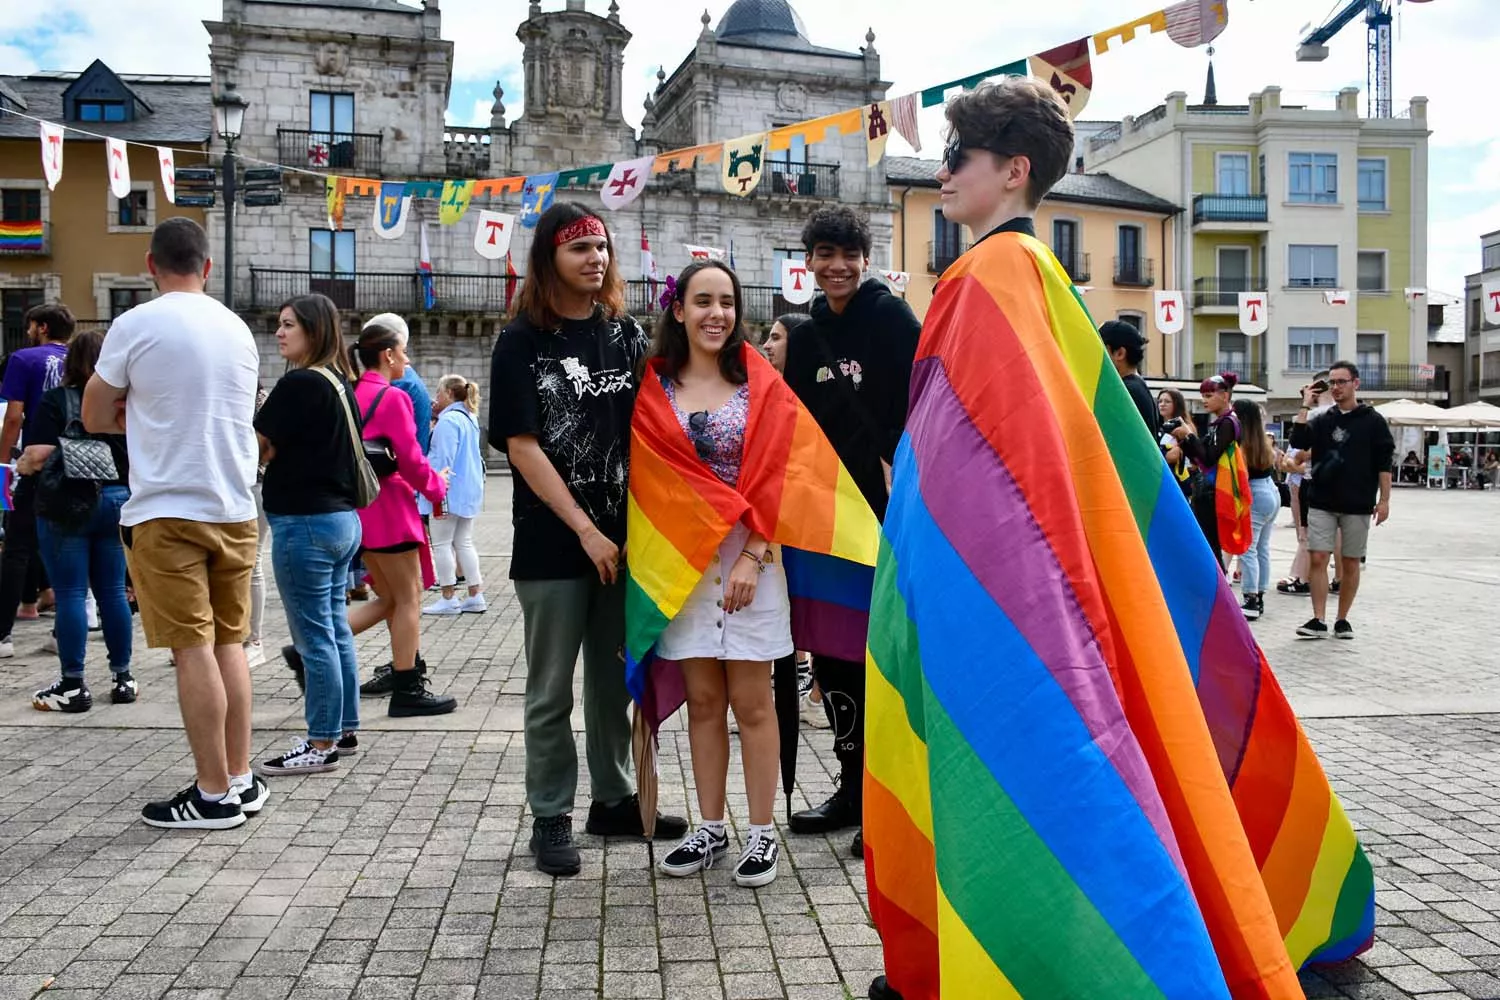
[123, 518, 259, 649]
[1306, 508, 1372, 560]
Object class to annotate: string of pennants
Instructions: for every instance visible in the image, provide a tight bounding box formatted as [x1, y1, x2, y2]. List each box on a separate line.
[4, 0, 1235, 270]
[1148, 287, 1430, 342]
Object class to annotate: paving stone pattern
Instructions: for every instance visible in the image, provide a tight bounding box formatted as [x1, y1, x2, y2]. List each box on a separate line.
[0, 483, 1495, 999]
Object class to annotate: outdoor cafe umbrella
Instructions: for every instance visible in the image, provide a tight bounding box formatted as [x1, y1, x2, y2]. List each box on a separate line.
[772, 653, 802, 824]
[1444, 400, 1500, 428]
[1375, 398, 1471, 428]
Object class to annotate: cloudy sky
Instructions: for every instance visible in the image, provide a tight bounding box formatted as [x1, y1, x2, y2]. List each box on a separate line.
[1, 0, 1490, 293]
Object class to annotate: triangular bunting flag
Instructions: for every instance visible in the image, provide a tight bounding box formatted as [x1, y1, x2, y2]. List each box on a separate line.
[601, 155, 654, 211]
[862, 101, 893, 167]
[157, 147, 176, 204]
[39, 122, 64, 191]
[685, 244, 726, 262]
[105, 138, 131, 200]
[438, 180, 475, 226]
[920, 61, 1027, 108]
[326, 176, 346, 230]
[1164, 0, 1230, 48]
[518, 171, 559, 230]
[373, 183, 409, 240]
[781, 257, 814, 305]
[879, 269, 910, 292]
[1030, 39, 1093, 118]
[721, 132, 769, 197]
[890, 94, 922, 152]
[473, 210, 514, 260]
[1093, 9, 1169, 52]
[1154, 290, 1185, 334]
[1323, 289, 1350, 307]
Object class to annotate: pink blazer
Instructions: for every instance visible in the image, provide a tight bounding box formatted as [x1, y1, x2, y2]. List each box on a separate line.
[353, 371, 447, 552]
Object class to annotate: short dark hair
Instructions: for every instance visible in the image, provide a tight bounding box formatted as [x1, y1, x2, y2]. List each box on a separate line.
[1330, 359, 1360, 380]
[514, 202, 624, 328]
[945, 77, 1074, 209]
[1099, 319, 1146, 368]
[280, 294, 354, 378]
[650, 260, 749, 386]
[150, 217, 210, 276]
[62, 328, 104, 388]
[800, 207, 872, 256]
[24, 302, 74, 342]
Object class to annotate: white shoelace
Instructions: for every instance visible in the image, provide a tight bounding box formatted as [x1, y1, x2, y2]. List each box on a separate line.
[676, 827, 723, 870]
[740, 830, 776, 866]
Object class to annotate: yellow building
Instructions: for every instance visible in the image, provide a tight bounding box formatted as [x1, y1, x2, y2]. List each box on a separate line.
[0, 61, 210, 349]
[887, 155, 1181, 378]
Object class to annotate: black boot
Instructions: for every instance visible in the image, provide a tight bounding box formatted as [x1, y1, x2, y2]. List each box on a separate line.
[388, 658, 457, 717]
[850, 827, 864, 859]
[281, 645, 306, 693]
[789, 776, 861, 834]
[869, 975, 903, 999]
[360, 662, 395, 697]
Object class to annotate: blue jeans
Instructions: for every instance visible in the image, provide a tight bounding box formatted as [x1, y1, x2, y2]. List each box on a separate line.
[36, 485, 132, 680]
[269, 510, 362, 742]
[1242, 477, 1281, 596]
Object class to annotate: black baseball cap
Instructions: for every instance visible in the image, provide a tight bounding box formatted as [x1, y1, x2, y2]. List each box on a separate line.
[1099, 320, 1148, 352]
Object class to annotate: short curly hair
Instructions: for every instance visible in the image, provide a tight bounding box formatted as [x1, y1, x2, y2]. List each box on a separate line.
[800, 207, 872, 256]
[945, 77, 1074, 209]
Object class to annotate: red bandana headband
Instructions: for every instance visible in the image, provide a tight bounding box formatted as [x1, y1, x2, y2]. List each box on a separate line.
[554, 216, 607, 246]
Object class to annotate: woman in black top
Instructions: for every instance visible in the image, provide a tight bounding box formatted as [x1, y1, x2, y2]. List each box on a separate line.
[22, 329, 134, 713]
[1156, 389, 1196, 499]
[253, 293, 365, 777]
[1170, 372, 1241, 563]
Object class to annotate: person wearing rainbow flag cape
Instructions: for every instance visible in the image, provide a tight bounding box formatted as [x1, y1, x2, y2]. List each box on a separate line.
[862, 77, 1373, 1000]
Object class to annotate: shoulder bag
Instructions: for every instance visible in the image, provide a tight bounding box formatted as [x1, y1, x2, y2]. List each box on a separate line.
[35, 387, 118, 533]
[359, 386, 399, 478]
[313, 367, 381, 509]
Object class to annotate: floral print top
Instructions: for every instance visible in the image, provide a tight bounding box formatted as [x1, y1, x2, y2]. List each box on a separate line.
[661, 374, 750, 487]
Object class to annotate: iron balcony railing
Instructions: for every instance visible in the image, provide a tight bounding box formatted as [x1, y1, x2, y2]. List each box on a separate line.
[1192, 193, 1269, 225]
[928, 241, 971, 274]
[1113, 257, 1155, 288]
[0, 221, 49, 257]
[1193, 361, 1268, 387]
[1057, 251, 1091, 284]
[1356, 364, 1449, 393]
[767, 162, 840, 200]
[277, 129, 383, 174]
[1192, 275, 1268, 309]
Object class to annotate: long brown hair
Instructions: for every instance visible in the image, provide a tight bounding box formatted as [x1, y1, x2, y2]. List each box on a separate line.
[280, 294, 354, 379]
[1233, 399, 1273, 470]
[649, 260, 749, 385]
[62, 328, 104, 388]
[513, 202, 625, 328]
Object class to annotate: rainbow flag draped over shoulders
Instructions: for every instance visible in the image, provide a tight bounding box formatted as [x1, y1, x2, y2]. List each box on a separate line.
[865, 231, 1372, 999]
[625, 344, 879, 727]
[1217, 430, 1254, 555]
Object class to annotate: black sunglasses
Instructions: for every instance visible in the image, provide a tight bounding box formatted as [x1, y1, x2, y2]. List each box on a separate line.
[687, 410, 712, 462]
[943, 137, 1013, 175]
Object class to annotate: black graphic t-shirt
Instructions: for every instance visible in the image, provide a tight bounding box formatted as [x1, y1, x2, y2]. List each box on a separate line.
[490, 307, 649, 580]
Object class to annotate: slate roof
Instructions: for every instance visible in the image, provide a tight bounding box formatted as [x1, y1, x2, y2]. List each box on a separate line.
[1428, 290, 1465, 344]
[885, 156, 1180, 214]
[0, 73, 211, 144]
[714, 0, 861, 57]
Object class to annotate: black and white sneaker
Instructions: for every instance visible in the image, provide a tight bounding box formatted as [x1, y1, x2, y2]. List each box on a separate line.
[141, 785, 245, 830]
[1240, 594, 1262, 621]
[1296, 618, 1329, 639]
[658, 826, 729, 877]
[254, 739, 340, 777]
[734, 831, 779, 888]
[33, 678, 92, 713]
[231, 776, 269, 815]
[1334, 619, 1355, 640]
[336, 732, 359, 755]
[111, 672, 138, 704]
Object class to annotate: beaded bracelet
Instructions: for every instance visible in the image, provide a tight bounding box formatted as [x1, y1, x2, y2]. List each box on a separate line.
[738, 549, 767, 573]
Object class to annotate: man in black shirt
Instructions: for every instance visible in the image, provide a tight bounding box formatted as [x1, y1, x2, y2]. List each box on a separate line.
[1099, 320, 1161, 439]
[781, 207, 921, 857]
[490, 203, 687, 877]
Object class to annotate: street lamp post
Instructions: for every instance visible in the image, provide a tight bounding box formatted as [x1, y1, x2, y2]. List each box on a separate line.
[212, 84, 247, 312]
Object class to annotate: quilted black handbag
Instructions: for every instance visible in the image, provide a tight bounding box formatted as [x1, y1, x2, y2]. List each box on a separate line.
[35, 387, 119, 533]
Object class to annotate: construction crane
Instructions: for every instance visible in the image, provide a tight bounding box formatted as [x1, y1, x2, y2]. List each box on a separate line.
[1296, 0, 1395, 118]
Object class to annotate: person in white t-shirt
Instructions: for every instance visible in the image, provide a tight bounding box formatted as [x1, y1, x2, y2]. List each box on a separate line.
[83, 217, 266, 831]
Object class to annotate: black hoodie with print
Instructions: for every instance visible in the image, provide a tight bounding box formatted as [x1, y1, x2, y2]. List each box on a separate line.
[1288, 402, 1395, 515]
[782, 278, 922, 521]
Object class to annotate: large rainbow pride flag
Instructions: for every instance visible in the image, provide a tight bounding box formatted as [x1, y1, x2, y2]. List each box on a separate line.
[864, 230, 1373, 999]
[0, 221, 44, 253]
[624, 344, 879, 726]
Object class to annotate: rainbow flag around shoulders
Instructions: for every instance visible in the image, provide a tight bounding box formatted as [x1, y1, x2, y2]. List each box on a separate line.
[625, 344, 879, 727]
[864, 231, 1372, 999]
[0, 221, 43, 253]
[1217, 435, 1254, 555]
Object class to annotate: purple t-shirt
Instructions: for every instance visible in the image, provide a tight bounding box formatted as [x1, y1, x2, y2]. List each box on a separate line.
[1, 342, 68, 441]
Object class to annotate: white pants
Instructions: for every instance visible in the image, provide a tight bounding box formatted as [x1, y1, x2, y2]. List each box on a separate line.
[430, 515, 482, 589]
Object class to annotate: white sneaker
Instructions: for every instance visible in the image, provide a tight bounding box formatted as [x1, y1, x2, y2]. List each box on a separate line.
[86, 593, 99, 631]
[243, 640, 266, 668]
[422, 596, 463, 616]
[459, 594, 488, 614]
[800, 695, 830, 729]
[42, 634, 57, 654]
[0, 638, 13, 658]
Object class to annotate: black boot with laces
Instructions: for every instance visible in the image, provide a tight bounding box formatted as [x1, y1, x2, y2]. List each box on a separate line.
[388, 659, 456, 717]
[530, 814, 581, 876]
[789, 773, 861, 834]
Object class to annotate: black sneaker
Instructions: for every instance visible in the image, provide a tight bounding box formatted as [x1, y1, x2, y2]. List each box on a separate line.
[1297, 618, 1329, 639]
[1334, 619, 1355, 640]
[869, 976, 904, 1000]
[281, 646, 305, 694]
[530, 814, 581, 876]
[232, 776, 269, 815]
[657, 826, 729, 877]
[255, 739, 340, 777]
[360, 663, 395, 697]
[141, 785, 245, 830]
[1240, 594, 1261, 621]
[111, 672, 138, 704]
[734, 831, 779, 888]
[850, 827, 864, 859]
[586, 794, 689, 840]
[789, 778, 861, 834]
[1330, 579, 1341, 594]
[33, 678, 92, 713]
[388, 663, 457, 717]
[1276, 579, 1310, 596]
[336, 732, 359, 755]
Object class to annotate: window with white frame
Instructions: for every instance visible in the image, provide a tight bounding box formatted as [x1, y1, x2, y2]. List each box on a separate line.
[1288, 152, 1338, 204]
[1357, 159, 1387, 211]
[1357, 251, 1386, 292]
[1356, 332, 1386, 373]
[1287, 327, 1339, 371]
[1288, 244, 1338, 288]
[1217, 153, 1250, 196]
[1485, 243, 1500, 271]
[1218, 331, 1248, 371]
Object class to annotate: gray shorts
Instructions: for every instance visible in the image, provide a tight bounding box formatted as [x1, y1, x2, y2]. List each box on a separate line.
[1306, 508, 1372, 559]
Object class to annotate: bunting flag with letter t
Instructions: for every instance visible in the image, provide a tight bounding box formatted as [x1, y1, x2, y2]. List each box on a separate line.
[373, 182, 409, 240]
[781, 258, 814, 305]
[1165, 0, 1230, 48]
[722, 132, 769, 197]
[472, 210, 514, 261]
[1154, 290, 1185, 334]
[518, 171, 558, 229]
[889, 93, 922, 152]
[685, 244, 726, 262]
[601, 155, 654, 210]
[1324, 289, 1350, 307]
[326, 177, 346, 230]
[879, 270, 910, 292]
[1030, 39, 1093, 118]
[1483, 280, 1500, 326]
[39, 121, 64, 191]
[105, 138, 131, 199]
[157, 147, 176, 204]
[1239, 291, 1269, 336]
[438, 180, 475, 226]
[862, 101, 893, 167]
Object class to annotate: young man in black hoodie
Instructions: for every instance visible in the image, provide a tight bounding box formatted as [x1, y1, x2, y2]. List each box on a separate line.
[1288, 360, 1393, 640]
[781, 207, 921, 858]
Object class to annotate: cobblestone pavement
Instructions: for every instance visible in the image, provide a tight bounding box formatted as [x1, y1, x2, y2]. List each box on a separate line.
[0, 481, 1495, 999]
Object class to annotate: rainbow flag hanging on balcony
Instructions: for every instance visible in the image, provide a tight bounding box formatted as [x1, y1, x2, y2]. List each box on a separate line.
[0, 221, 44, 253]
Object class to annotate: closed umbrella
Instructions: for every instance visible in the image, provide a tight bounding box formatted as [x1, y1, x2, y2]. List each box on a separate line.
[631, 705, 658, 866]
[772, 652, 801, 824]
